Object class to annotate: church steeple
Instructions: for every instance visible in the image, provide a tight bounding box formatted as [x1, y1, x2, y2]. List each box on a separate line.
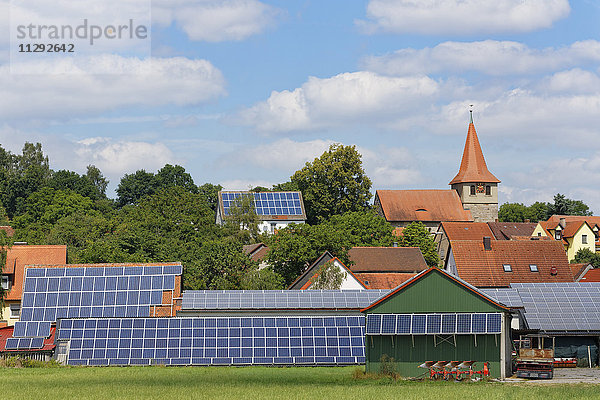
[449, 112, 500, 185]
[450, 112, 500, 223]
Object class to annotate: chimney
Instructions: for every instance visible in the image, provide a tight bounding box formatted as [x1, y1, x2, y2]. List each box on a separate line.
[393, 242, 398, 247]
[524, 219, 530, 223]
[559, 218, 566, 228]
[483, 237, 492, 251]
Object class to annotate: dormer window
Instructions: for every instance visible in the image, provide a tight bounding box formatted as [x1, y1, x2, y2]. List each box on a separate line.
[529, 264, 538, 272]
[503, 264, 512, 272]
[555, 227, 562, 240]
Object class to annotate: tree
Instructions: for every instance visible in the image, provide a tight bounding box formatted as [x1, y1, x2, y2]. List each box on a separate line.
[85, 165, 109, 198]
[399, 222, 439, 267]
[289, 144, 372, 224]
[197, 183, 223, 213]
[154, 164, 197, 193]
[548, 193, 592, 216]
[0, 231, 10, 319]
[241, 268, 285, 290]
[572, 248, 600, 268]
[499, 202, 548, 223]
[307, 260, 346, 290]
[116, 170, 156, 206]
[324, 210, 395, 248]
[225, 193, 260, 243]
[48, 170, 100, 200]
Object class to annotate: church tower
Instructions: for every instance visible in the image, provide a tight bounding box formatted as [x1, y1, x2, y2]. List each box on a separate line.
[449, 112, 500, 222]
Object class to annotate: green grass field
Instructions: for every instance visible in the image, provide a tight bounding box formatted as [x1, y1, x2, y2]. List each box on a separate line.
[1, 366, 599, 399]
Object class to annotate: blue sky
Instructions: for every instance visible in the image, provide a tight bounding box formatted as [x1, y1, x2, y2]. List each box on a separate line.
[1, 0, 600, 213]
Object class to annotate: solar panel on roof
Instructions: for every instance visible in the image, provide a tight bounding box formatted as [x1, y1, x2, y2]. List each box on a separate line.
[221, 192, 304, 217]
[59, 316, 365, 366]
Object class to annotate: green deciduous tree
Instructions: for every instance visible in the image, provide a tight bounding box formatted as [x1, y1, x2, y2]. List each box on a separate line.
[308, 260, 346, 290]
[399, 222, 439, 267]
[85, 165, 109, 198]
[289, 144, 372, 224]
[48, 170, 101, 200]
[572, 248, 600, 268]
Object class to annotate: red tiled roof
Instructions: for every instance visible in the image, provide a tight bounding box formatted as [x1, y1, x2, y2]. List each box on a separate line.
[547, 215, 600, 227]
[0, 226, 15, 237]
[376, 190, 473, 222]
[243, 243, 270, 262]
[561, 221, 589, 238]
[3, 245, 67, 301]
[0, 326, 56, 352]
[487, 222, 537, 240]
[354, 273, 416, 290]
[580, 268, 600, 282]
[450, 240, 573, 287]
[449, 122, 500, 185]
[441, 222, 494, 241]
[569, 263, 590, 280]
[347, 247, 428, 273]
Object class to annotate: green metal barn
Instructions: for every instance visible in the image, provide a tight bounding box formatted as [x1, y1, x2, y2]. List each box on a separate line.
[361, 268, 512, 378]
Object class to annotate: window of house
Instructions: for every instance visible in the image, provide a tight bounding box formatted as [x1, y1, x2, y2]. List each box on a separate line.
[582, 235, 588, 244]
[1, 275, 9, 290]
[529, 264, 538, 272]
[485, 185, 491, 196]
[555, 230, 562, 240]
[537, 232, 542, 236]
[470, 185, 476, 195]
[503, 264, 512, 272]
[270, 223, 277, 233]
[10, 304, 20, 319]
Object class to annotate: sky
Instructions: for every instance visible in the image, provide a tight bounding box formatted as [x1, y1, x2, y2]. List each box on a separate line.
[1, 0, 600, 212]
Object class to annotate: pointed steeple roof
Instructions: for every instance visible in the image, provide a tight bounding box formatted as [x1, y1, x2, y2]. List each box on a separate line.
[449, 116, 500, 185]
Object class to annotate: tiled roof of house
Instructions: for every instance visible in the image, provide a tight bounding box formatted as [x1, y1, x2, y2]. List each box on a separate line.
[488, 222, 537, 240]
[450, 239, 574, 288]
[3, 245, 67, 301]
[347, 247, 428, 273]
[449, 121, 500, 185]
[376, 190, 473, 222]
[579, 268, 600, 282]
[441, 222, 494, 241]
[243, 243, 270, 262]
[0, 326, 56, 352]
[561, 220, 589, 238]
[569, 263, 591, 280]
[287, 251, 334, 290]
[354, 272, 416, 290]
[547, 215, 600, 228]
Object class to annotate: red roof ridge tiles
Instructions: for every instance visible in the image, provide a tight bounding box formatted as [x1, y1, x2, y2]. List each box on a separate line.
[449, 122, 500, 185]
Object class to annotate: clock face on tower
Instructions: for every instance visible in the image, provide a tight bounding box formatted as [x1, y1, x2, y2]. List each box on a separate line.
[476, 183, 485, 193]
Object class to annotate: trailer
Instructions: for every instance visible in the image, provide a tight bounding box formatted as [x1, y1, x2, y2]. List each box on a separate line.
[515, 334, 554, 379]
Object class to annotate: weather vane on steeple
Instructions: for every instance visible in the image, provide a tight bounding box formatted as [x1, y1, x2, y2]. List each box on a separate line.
[469, 104, 474, 123]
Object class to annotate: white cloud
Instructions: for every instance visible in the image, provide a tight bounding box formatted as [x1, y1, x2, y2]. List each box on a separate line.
[364, 40, 600, 76]
[219, 179, 275, 190]
[359, 146, 422, 187]
[543, 68, 600, 94]
[74, 137, 175, 175]
[152, 0, 280, 42]
[0, 55, 225, 121]
[358, 0, 570, 35]
[237, 71, 439, 132]
[218, 138, 335, 170]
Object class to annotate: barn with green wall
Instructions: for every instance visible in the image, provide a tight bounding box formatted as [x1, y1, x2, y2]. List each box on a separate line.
[362, 268, 512, 378]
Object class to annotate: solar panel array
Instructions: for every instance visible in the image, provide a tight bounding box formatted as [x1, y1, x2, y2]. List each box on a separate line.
[57, 316, 366, 366]
[509, 282, 600, 332]
[221, 192, 304, 217]
[365, 313, 502, 335]
[181, 290, 389, 310]
[10, 264, 182, 350]
[482, 288, 524, 308]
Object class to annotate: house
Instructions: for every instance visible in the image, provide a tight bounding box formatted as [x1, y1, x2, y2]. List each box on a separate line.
[533, 216, 598, 261]
[436, 221, 540, 267]
[577, 266, 600, 282]
[375, 190, 472, 233]
[446, 238, 574, 288]
[361, 267, 512, 378]
[243, 243, 270, 269]
[347, 246, 428, 289]
[1, 244, 67, 326]
[216, 191, 306, 234]
[0, 325, 56, 361]
[287, 251, 367, 290]
[375, 115, 500, 233]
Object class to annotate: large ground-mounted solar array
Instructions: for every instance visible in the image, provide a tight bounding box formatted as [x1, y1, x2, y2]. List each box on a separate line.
[181, 290, 389, 311]
[365, 313, 502, 335]
[6, 263, 182, 350]
[57, 316, 366, 366]
[220, 191, 305, 217]
[507, 282, 600, 332]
